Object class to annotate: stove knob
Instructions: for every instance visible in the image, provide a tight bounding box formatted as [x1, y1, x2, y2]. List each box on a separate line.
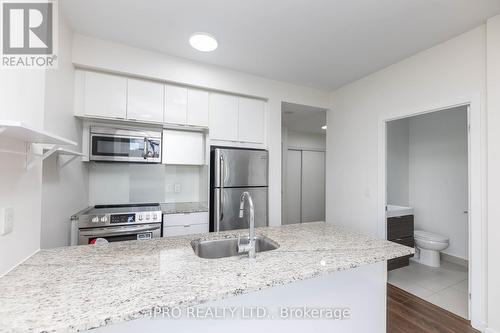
[91, 216, 99, 223]
[145, 214, 151, 221]
[138, 214, 143, 221]
[152, 213, 158, 220]
[100, 216, 108, 223]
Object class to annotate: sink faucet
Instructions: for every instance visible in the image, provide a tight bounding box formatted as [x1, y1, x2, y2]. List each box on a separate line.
[238, 191, 256, 259]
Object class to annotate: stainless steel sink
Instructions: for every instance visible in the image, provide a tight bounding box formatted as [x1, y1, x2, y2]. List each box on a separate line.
[191, 235, 279, 259]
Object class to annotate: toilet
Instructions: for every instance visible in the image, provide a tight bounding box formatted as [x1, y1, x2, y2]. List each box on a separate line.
[414, 230, 450, 267]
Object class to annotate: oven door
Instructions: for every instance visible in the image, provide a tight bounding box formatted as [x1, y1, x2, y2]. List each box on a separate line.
[90, 128, 161, 163]
[78, 223, 162, 245]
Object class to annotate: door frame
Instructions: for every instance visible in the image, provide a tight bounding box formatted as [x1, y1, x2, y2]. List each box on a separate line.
[377, 94, 486, 330]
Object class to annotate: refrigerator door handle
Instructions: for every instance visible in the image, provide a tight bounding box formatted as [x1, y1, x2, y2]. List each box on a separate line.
[219, 154, 225, 225]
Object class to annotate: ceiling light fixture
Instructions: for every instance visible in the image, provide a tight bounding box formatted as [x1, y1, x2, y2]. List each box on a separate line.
[189, 33, 218, 52]
[321, 125, 327, 130]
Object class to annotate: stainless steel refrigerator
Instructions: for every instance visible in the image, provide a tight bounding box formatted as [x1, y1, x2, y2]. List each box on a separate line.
[210, 147, 268, 232]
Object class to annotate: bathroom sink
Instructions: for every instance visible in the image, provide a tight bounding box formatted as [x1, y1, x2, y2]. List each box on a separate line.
[191, 235, 279, 259]
[386, 205, 414, 218]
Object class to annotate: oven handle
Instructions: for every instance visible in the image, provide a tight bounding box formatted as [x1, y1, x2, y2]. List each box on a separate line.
[80, 225, 160, 237]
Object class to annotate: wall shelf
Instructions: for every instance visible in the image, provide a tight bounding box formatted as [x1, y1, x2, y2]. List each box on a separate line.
[0, 120, 77, 146]
[0, 120, 79, 170]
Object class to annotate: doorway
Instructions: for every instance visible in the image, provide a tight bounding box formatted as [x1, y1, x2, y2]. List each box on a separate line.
[385, 106, 469, 319]
[281, 102, 327, 225]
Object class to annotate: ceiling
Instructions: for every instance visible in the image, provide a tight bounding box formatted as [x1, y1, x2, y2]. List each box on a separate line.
[61, 0, 500, 90]
[282, 102, 327, 134]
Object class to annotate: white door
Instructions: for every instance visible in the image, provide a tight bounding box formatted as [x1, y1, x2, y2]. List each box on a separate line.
[84, 71, 127, 119]
[301, 151, 325, 222]
[187, 89, 209, 127]
[285, 150, 302, 225]
[127, 78, 164, 122]
[209, 93, 238, 141]
[238, 97, 265, 144]
[164, 85, 188, 124]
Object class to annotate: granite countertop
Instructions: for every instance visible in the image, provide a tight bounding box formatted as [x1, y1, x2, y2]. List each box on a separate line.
[0, 222, 413, 333]
[160, 202, 208, 214]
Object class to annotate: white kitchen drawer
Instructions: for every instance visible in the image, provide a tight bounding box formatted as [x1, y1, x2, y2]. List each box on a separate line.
[163, 223, 208, 237]
[163, 212, 209, 227]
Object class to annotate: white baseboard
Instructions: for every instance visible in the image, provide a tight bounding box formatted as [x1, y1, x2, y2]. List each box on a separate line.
[441, 253, 468, 268]
[0, 248, 40, 278]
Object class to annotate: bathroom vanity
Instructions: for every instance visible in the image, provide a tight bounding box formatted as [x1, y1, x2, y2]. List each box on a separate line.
[386, 205, 415, 271]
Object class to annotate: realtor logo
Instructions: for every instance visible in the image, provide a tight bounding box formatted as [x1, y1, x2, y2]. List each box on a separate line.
[1, 0, 58, 68]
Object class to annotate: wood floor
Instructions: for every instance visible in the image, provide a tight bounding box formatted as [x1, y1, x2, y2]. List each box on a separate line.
[387, 284, 479, 333]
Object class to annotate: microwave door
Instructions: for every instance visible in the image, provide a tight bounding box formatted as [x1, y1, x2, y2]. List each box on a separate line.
[91, 135, 149, 162]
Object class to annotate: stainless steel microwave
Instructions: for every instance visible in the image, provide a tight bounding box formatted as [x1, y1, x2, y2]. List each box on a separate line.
[90, 126, 162, 163]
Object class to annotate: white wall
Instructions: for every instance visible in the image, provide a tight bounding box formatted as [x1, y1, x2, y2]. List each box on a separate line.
[0, 70, 45, 275]
[327, 26, 485, 235]
[41, 15, 89, 249]
[71, 35, 330, 226]
[386, 118, 409, 206]
[408, 107, 468, 260]
[326, 26, 487, 328]
[486, 14, 500, 333]
[287, 131, 326, 150]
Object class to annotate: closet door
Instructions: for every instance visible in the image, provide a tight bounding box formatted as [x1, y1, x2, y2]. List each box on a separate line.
[301, 151, 325, 222]
[285, 150, 302, 225]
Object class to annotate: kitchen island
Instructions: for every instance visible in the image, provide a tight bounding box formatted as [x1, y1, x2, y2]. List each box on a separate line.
[0, 222, 413, 333]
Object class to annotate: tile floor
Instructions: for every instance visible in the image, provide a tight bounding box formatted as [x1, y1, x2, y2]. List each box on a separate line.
[388, 260, 468, 319]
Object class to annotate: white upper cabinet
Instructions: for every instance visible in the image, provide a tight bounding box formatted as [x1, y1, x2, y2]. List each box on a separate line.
[238, 97, 265, 144]
[83, 71, 127, 119]
[209, 93, 239, 141]
[164, 85, 188, 124]
[162, 130, 205, 165]
[187, 89, 209, 127]
[127, 78, 164, 123]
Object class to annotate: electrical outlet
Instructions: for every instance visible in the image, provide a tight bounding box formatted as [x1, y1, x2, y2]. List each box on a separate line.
[166, 184, 173, 193]
[174, 184, 181, 193]
[0, 207, 14, 236]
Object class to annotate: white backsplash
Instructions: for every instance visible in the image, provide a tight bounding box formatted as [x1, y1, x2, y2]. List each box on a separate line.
[88, 162, 207, 205]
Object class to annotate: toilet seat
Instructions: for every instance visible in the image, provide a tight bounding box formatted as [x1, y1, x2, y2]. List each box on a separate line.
[414, 230, 448, 243]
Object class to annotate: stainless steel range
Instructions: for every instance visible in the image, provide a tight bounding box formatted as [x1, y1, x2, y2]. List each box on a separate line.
[72, 203, 162, 245]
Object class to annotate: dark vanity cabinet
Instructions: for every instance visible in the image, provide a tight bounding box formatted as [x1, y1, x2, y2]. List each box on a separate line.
[387, 215, 414, 271]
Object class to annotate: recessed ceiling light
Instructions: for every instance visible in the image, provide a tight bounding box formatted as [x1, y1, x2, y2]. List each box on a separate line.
[321, 125, 327, 130]
[189, 33, 218, 52]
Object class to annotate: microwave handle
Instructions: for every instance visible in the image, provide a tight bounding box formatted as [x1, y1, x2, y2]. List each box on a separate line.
[143, 137, 149, 159]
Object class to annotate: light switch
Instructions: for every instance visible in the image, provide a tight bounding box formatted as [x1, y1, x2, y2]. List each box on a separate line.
[0, 207, 14, 236]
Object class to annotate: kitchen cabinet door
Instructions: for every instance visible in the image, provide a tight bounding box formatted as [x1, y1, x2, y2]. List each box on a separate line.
[187, 89, 209, 127]
[127, 78, 164, 123]
[84, 71, 127, 119]
[163, 212, 209, 227]
[164, 85, 188, 124]
[209, 93, 238, 141]
[162, 130, 205, 165]
[238, 97, 265, 144]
